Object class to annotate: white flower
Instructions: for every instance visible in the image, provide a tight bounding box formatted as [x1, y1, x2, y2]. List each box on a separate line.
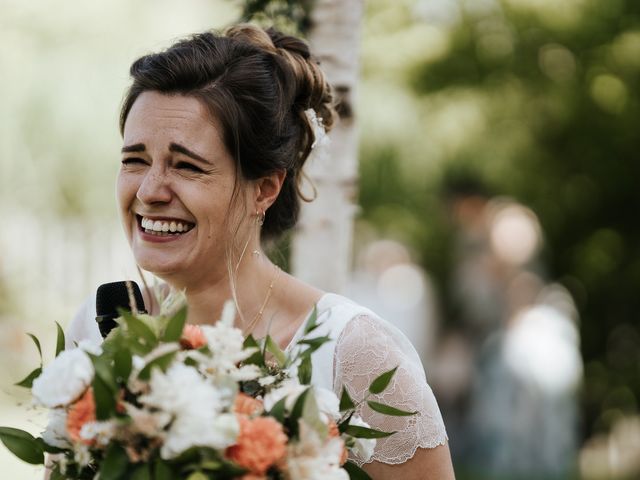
[304, 108, 329, 150]
[263, 377, 305, 411]
[42, 408, 71, 449]
[195, 319, 256, 382]
[138, 363, 239, 459]
[314, 387, 341, 422]
[124, 402, 172, 438]
[77, 339, 103, 356]
[287, 421, 348, 480]
[161, 412, 238, 460]
[73, 443, 91, 467]
[79, 421, 116, 447]
[32, 348, 94, 408]
[258, 375, 276, 386]
[348, 416, 376, 463]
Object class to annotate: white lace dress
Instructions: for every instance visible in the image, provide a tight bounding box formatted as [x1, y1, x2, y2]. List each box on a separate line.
[66, 292, 448, 466]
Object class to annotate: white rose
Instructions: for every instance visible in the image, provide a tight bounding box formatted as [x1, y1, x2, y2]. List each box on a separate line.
[41, 408, 71, 449]
[348, 416, 376, 463]
[287, 421, 348, 480]
[32, 348, 94, 408]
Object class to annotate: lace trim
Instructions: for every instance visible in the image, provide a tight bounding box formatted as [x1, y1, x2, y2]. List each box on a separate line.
[332, 314, 448, 466]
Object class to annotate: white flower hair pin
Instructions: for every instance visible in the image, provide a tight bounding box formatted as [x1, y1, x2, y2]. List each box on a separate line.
[304, 108, 330, 151]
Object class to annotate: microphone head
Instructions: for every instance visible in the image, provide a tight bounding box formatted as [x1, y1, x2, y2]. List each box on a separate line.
[96, 281, 146, 338]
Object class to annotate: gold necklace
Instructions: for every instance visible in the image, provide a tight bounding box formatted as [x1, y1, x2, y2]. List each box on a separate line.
[244, 265, 280, 335]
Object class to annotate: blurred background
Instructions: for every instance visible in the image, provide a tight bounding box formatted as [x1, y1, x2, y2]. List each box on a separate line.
[1, 0, 639, 478]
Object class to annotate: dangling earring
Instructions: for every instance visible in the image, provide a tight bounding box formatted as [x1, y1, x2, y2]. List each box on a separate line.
[252, 210, 265, 258]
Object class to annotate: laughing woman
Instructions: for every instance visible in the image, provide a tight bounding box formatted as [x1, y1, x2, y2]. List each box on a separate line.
[65, 24, 455, 479]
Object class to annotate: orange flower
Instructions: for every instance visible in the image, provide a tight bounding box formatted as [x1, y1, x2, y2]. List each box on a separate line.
[180, 324, 207, 349]
[234, 393, 264, 416]
[327, 420, 348, 465]
[226, 415, 288, 475]
[66, 388, 96, 444]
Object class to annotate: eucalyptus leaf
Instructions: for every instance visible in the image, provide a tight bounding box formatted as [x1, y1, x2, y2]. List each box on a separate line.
[344, 460, 373, 480]
[99, 444, 129, 480]
[138, 350, 177, 381]
[0, 427, 44, 465]
[26, 333, 43, 366]
[265, 335, 286, 367]
[303, 306, 319, 335]
[14, 367, 42, 389]
[162, 305, 187, 342]
[368, 367, 398, 395]
[340, 386, 355, 411]
[268, 397, 287, 423]
[297, 353, 312, 384]
[297, 335, 332, 352]
[92, 373, 116, 421]
[130, 463, 151, 480]
[119, 309, 157, 351]
[344, 425, 395, 439]
[367, 401, 417, 417]
[55, 322, 65, 357]
[243, 334, 265, 367]
[186, 472, 208, 480]
[113, 347, 132, 383]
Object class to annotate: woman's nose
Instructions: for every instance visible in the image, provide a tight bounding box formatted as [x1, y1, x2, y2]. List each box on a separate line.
[136, 168, 172, 205]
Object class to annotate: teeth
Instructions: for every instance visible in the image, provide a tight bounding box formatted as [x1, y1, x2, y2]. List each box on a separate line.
[140, 216, 194, 234]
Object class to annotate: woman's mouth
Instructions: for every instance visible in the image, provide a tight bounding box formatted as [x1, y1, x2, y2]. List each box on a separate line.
[137, 215, 196, 237]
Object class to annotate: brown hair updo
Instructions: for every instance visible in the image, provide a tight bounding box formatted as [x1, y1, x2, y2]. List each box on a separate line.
[119, 24, 335, 240]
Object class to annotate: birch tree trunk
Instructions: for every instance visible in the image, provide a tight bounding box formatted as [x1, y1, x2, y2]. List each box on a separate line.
[291, 0, 364, 293]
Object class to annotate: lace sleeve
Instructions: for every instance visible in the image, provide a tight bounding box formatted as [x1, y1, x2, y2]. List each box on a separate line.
[333, 314, 448, 466]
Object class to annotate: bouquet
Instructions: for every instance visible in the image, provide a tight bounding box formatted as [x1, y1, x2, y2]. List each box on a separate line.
[0, 292, 415, 479]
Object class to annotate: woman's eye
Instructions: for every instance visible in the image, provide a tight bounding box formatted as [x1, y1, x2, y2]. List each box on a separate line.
[176, 161, 204, 173]
[121, 157, 147, 166]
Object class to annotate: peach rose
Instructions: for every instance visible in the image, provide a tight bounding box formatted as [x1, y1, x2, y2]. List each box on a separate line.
[226, 415, 288, 475]
[234, 393, 264, 416]
[66, 388, 96, 444]
[180, 324, 207, 349]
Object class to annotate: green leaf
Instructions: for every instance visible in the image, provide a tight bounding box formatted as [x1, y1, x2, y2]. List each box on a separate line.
[119, 309, 157, 351]
[340, 386, 355, 411]
[368, 367, 398, 395]
[154, 458, 175, 480]
[55, 322, 65, 357]
[338, 411, 354, 434]
[162, 305, 187, 342]
[186, 472, 208, 480]
[303, 306, 320, 335]
[99, 444, 129, 480]
[91, 355, 117, 392]
[298, 335, 332, 352]
[344, 460, 373, 480]
[297, 353, 312, 384]
[92, 373, 116, 421]
[268, 397, 287, 423]
[14, 367, 42, 389]
[367, 401, 417, 417]
[242, 335, 265, 367]
[138, 350, 177, 381]
[0, 427, 44, 465]
[26, 333, 43, 366]
[113, 347, 132, 383]
[265, 335, 286, 367]
[130, 463, 151, 480]
[344, 424, 395, 439]
[288, 388, 310, 438]
[35, 437, 66, 454]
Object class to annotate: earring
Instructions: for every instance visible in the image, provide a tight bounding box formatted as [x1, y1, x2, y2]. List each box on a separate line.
[256, 210, 265, 227]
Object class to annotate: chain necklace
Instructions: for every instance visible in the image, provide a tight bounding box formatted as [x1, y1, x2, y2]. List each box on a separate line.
[244, 264, 280, 335]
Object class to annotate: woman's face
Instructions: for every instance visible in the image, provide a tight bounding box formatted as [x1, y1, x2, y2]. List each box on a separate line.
[117, 91, 247, 285]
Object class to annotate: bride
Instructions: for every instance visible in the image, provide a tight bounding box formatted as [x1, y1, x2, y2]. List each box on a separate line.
[65, 24, 455, 479]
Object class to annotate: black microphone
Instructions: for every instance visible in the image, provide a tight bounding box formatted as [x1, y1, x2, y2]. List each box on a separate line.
[95, 281, 147, 339]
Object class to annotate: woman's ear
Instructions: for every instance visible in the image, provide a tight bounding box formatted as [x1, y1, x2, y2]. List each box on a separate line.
[255, 169, 286, 212]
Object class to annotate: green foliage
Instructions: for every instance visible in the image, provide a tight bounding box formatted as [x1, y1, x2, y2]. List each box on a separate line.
[239, 0, 315, 35]
[0, 427, 44, 465]
[359, 0, 640, 439]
